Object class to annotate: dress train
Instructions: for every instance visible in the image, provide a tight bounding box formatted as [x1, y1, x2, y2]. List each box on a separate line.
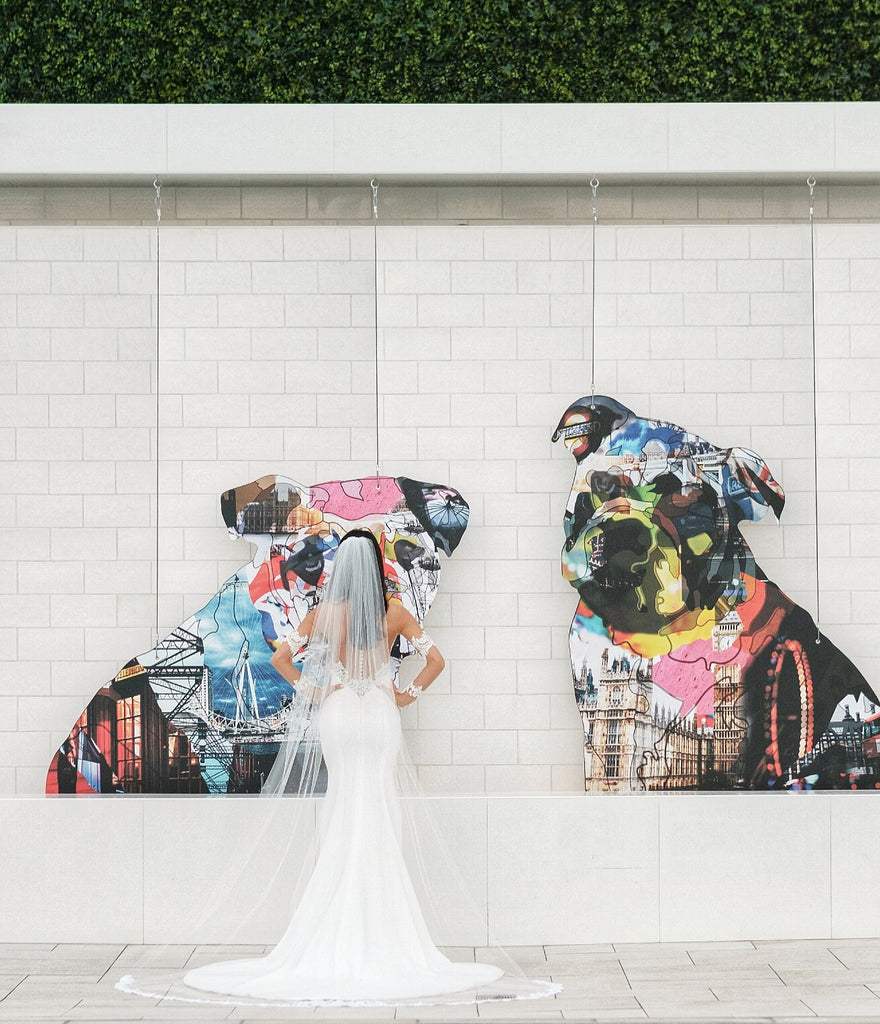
[181, 680, 504, 1002]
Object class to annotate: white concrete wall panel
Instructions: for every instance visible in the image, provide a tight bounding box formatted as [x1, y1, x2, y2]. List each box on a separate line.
[6, 793, 878, 944]
[1, 206, 879, 942]
[2, 220, 880, 795]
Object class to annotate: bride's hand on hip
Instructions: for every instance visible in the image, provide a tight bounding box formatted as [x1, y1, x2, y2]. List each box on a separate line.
[389, 603, 445, 708]
[395, 688, 418, 709]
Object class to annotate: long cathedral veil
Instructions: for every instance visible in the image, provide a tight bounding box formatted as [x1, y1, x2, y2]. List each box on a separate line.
[114, 532, 562, 1008]
[259, 531, 395, 798]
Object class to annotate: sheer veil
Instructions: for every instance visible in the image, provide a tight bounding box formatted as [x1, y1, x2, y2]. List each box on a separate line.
[260, 532, 395, 799]
[114, 532, 562, 1009]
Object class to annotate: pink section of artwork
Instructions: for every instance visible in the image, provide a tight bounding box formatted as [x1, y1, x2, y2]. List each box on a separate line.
[310, 476, 402, 519]
[652, 638, 753, 717]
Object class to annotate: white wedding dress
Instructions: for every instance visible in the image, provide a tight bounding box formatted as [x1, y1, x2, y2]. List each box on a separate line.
[180, 669, 505, 1003]
[117, 536, 559, 1008]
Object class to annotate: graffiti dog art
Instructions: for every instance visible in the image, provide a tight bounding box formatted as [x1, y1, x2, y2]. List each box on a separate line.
[47, 475, 469, 795]
[552, 395, 876, 792]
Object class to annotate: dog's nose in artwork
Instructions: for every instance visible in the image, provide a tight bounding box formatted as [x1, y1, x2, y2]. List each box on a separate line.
[46, 474, 469, 795]
[553, 396, 877, 792]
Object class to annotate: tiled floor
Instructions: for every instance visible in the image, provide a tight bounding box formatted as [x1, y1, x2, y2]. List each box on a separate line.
[1, 938, 880, 1023]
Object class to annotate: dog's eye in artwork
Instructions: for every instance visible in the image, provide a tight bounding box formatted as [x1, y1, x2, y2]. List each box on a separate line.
[393, 540, 422, 568]
[280, 536, 326, 589]
[46, 474, 469, 795]
[554, 395, 878, 794]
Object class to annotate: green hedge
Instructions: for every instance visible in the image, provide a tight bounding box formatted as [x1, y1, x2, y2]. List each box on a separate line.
[1, 0, 879, 103]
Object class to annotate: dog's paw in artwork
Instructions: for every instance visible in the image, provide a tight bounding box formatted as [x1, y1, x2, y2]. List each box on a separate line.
[553, 395, 877, 792]
[46, 475, 469, 795]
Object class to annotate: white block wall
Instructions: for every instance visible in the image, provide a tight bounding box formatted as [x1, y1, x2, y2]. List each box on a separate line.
[1, 218, 879, 795]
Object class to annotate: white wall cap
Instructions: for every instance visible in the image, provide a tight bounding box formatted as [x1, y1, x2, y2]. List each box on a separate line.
[0, 101, 878, 185]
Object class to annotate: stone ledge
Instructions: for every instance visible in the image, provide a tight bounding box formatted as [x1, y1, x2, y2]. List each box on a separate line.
[1, 102, 879, 184]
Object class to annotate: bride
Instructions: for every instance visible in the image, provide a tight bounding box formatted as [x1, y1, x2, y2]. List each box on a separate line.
[116, 528, 561, 1008]
[179, 528, 509, 1003]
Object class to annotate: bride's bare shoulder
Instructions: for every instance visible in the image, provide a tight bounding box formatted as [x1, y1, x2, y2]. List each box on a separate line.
[386, 600, 418, 637]
[385, 600, 403, 628]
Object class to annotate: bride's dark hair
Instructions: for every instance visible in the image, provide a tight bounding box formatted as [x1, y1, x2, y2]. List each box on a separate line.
[337, 528, 389, 610]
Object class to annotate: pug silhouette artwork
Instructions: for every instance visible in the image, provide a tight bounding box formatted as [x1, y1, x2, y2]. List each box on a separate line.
[46, 475, 469, 795]
[552, 396, 878, 792]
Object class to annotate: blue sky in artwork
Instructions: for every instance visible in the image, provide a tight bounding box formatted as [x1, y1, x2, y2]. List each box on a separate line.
[610, 419, 683, 455]
[191, 571, 289, 717]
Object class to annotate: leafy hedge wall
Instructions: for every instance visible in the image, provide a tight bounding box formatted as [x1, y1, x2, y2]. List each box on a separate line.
[1, 0, 879, 103]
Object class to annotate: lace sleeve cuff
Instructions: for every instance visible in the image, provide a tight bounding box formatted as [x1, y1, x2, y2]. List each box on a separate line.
[285, 628, 309, 655]
[409, 631, 434, 658]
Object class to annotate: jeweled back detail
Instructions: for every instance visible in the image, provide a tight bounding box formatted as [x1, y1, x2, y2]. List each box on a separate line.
[332, 661, 380, 697]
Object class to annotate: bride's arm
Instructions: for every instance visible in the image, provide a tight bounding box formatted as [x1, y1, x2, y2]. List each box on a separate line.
[270, 608, 322, 701]
[390, 603, 445, 708]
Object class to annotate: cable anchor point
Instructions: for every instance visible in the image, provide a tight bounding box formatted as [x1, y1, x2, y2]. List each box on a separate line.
[371, 178, 379, 220]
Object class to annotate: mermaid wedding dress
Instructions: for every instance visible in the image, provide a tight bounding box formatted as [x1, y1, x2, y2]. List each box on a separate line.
[181, 668, 504, 1002]
[116, 533, 559, 1008]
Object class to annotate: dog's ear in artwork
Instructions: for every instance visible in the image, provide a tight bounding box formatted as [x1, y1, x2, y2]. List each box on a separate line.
[724, 448, 786, 524]
[551, 396, 629, 462]
[396, 478, 470, 557]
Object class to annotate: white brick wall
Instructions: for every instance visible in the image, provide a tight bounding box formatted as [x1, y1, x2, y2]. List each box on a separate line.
[1, 219, 878, 796]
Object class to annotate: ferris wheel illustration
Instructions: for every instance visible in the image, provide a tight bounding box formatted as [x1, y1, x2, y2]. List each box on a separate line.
[142, 576, 296, 791]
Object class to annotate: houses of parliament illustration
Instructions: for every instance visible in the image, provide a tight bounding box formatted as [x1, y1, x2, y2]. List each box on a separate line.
[577, 610, 748, 792]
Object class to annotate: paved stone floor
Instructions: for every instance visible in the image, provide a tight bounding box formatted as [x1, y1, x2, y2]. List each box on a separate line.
[1, 938, 880, 1023]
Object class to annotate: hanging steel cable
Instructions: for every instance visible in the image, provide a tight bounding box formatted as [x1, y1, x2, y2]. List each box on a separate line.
[153, 176, 162, 644]
[589, 177, 599, 407]
[807, 175, 821, 645]
[371, 178, 381, 490]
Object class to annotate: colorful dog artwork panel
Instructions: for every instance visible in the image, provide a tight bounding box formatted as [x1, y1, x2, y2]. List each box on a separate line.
[46, 475, 469, 795]
[552, 396, 877, 792]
